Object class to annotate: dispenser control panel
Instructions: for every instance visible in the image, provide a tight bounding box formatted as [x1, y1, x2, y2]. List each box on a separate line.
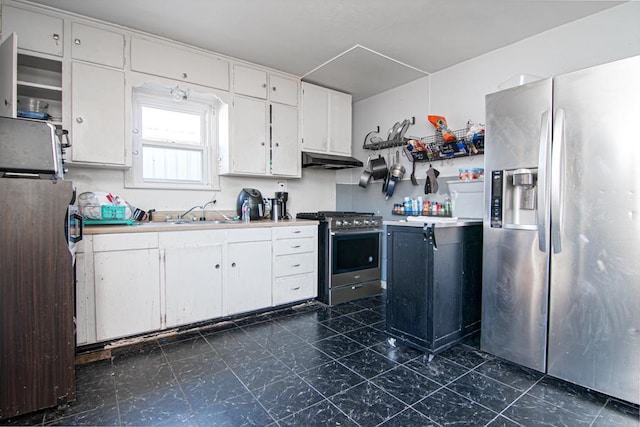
[490, 170, 503, 228]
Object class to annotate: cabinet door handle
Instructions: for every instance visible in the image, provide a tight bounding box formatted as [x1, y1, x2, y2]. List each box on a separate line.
[260, 141, 265, 146]
[182, 72, 188, 79]
[52, 33, 60, 41]
[275, 142, 279, 147]
[76, 117, 84, 124]
[215, 264, 220, 269]
[4, 99, 9, 107]
[261, 83, 267, 88]
[272, 86, 277, 91]
[74, 38, 81, 45]
[231, 262, 236, 267]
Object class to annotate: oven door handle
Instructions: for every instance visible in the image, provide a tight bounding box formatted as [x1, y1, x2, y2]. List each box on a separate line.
[330, 230, 384, 236]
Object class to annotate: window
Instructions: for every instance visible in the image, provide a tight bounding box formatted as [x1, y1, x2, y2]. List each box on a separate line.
[126, 84, 225, 190]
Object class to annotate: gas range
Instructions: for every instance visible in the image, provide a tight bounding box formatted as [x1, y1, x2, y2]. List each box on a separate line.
[296, 211, 382, 231]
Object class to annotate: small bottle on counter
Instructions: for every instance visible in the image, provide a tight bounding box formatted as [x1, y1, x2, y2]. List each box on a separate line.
[241, 200, 251, 223]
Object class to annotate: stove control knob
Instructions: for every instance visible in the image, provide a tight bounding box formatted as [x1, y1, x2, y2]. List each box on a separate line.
[336, 220, 342, 227]
[364, 219, 370, 225]
[343, 220, 351, 226]
[354, 220, 362, 226]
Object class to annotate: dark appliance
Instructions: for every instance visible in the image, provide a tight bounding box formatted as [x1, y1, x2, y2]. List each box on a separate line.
[296, 211, 382, 305]
[275, 191, 288, 219]
[236, 188, 264, 220]
[0, 119, 77, 420]
[301, 152, 363, 169]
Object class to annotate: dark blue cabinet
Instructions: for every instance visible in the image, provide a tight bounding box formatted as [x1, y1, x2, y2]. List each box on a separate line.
[385, 224, 482, 353]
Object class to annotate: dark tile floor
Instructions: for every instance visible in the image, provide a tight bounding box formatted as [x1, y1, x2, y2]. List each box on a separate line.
[5, 295, 639, 426]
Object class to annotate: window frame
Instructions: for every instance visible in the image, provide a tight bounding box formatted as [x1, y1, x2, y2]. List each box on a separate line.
[126, 84, 220, 191]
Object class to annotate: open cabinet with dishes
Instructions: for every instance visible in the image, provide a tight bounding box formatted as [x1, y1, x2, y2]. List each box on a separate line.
[0, 33, 63, 126]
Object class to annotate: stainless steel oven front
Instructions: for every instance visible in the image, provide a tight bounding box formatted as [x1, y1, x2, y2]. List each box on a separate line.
[326, 217, 383, 305]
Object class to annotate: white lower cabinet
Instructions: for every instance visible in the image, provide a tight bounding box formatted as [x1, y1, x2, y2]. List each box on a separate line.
[225, 229, 272, 316]
[162, 230, 224, 328]
[94, 245, 161, 341]
[76, 225, 317, 346]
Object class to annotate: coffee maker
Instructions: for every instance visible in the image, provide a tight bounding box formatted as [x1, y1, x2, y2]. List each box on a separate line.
[271, 191, 288, 220]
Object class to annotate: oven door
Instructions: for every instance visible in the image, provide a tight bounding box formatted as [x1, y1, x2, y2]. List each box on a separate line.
[329, 229, 382, 287]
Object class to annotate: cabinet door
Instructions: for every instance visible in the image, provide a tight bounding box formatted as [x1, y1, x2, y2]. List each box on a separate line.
[234, 65, 267, 99]
[0, 33, 17, 118]
[130, 37, 229, 90]
[386, 227, 431, 345]
[2, 6, 63, 56]
[231, 96, 267, 174]
[301, 82, 328, 152]
[271, 103, 299, 176]
[270, 74, 298, 106]
[328, 90, 352, 155]
[94, 249, 161, 341]
[164, 245, 223, 327]
[226, 240, 272, 316]
[71, 62, 126, 166]
[71, 23, 124, 68]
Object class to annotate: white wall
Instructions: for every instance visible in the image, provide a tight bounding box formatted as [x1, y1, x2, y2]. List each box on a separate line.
[65, 166, 336, 216]
[347, 2, 640, 189]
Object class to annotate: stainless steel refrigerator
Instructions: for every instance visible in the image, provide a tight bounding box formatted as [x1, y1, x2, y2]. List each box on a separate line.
[481, 55, 640, 405]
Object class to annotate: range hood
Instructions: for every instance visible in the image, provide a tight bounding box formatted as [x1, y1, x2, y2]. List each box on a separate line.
[302, 152, 363, 170]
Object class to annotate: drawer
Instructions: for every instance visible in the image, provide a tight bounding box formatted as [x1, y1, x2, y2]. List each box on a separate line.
[273, 273, 316, 306]
[274, 252, 315, 277]
[273, 225, 316, 239]
[93, 232, 158, 252]
[274, 237, 315, 256]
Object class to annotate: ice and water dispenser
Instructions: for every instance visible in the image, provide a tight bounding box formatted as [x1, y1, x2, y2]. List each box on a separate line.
[490, 168, 538, 228]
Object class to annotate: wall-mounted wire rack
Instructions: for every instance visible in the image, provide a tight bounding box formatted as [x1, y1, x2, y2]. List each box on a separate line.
[404, 128, 484, 162]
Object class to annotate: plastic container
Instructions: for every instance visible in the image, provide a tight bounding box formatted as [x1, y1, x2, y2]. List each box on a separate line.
[241, 200, 251, 223]
[101, 205, 126, 220]
[447, 180, 484, 219]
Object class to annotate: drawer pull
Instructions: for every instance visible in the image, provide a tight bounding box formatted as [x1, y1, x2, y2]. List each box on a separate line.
[292, 230, 301, 234]
[351, 284, 363, 290]
[291, 286, 301, 290]
[292, 264, 301, 268]
[291, 245, 301, 248]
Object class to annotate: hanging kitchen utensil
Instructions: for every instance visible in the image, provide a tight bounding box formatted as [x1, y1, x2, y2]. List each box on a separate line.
[410, 160, 418, 185]
[397, 119, 411, 141]
[370, 155, 387, 180]
[358, 156, 373, 188]
[386, 151, 406, 200]
[388, 122, 401, 140]
[425, 164, 440, 194]
[382, 149, 392, 193]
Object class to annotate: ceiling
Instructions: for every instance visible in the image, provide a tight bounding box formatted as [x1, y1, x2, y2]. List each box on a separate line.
[26, 0, 624, 101]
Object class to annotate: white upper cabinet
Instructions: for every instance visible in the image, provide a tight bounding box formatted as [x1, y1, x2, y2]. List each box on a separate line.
[1, 5, 63, 57]
[302, 82, 352, 156]
[70, 62, 126, 166]
[0, 34, 17, 118]
[269, 74, 298, 106]
[71, 23, 124, 68]
[271, 103, 299, 176]
[223, 64, 300, 177]
[130, 37, 229, 91]
[234, 65, 267, 99]
[230, 95, 269, 175]
[234, 64, 298, 106]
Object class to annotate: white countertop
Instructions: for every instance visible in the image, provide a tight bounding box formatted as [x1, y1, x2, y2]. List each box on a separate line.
[384, 217, 482, 228]
[83, 218, 319, 235]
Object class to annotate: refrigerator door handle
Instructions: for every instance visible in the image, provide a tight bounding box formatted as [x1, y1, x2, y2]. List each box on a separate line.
[537, 110, 551, 252]
[551, 108, 564, 253]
